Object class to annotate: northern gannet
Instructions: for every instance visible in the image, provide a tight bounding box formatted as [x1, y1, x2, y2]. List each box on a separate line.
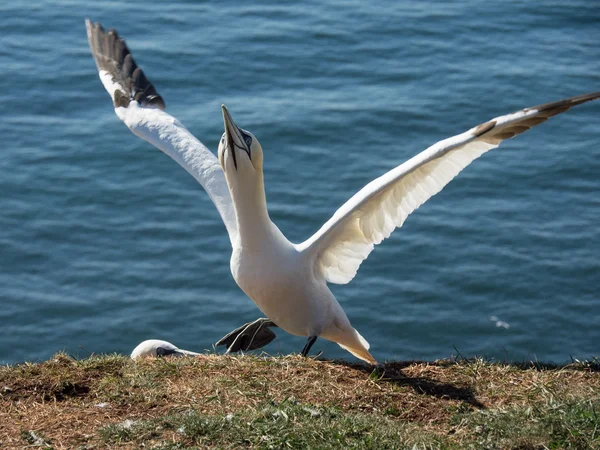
[86, 20, 599, 364]
[131, 339, 201, 359]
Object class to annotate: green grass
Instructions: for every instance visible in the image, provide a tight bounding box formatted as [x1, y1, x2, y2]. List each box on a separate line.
[453, 399, 600, 449]
[100, 400, 448, 449]
[97, 398, 600, 449]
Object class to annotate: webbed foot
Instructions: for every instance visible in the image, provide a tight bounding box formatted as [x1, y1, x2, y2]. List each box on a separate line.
[215, 318, 278, 353]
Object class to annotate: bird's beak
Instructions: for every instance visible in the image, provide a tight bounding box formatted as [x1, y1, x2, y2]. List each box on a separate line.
[173, 348, 201, 357]
[221, 105, 249, 170]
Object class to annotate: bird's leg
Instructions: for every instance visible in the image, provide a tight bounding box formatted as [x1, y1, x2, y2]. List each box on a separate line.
[301, 336, 318, 357]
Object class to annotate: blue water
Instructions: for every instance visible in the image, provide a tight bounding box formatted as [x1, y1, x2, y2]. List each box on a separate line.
[1, 1, 598, 365]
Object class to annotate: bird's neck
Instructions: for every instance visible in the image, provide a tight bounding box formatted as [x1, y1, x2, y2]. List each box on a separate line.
[230, 174, 278, 249]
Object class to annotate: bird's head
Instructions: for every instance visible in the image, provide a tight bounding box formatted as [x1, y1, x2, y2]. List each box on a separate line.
[218, 105, 264, 183]
[130, 339, 199, 359]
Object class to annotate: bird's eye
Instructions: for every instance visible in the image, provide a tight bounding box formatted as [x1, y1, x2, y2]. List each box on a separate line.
[244, 136, 252, 147]
[156, 346, 177, 357]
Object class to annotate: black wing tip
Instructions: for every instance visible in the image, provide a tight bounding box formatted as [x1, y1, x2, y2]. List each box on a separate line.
[527, 91, 600, 115]
[473, 91, 600, 143]
[86, 19, 166, 111]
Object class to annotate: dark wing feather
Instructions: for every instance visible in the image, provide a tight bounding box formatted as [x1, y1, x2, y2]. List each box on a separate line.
[215, 319, 278, 352]
[474, 92, 600, 144]
[86, 20, 165, 110]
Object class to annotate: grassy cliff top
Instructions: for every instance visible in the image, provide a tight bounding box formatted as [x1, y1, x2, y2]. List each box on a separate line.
[1, 353, 599, 449]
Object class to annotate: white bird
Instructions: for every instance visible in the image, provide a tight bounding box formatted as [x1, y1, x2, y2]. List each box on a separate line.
[130, 339, 201, 359]
[87, 20, 599, 364]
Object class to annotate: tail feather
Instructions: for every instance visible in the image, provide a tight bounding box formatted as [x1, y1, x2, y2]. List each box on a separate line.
[336, 328, 377, 364]
[338, 342, 377, 364]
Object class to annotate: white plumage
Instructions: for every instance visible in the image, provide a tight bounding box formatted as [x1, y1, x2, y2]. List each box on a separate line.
[87, 20, 599, 363]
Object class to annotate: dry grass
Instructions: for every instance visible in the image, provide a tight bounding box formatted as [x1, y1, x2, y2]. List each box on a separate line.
[1, 353, 599, 449]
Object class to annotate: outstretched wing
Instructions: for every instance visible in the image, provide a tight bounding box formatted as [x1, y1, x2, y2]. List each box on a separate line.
[297, 93, 600, 284]
[86, 20, 237, 244]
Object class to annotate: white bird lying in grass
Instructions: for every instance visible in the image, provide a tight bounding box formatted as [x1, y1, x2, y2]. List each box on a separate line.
[130, 340, 201, 359]
[87, 20, 599, 364]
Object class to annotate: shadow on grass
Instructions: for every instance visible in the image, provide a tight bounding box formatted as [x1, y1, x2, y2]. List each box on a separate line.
[327, 359, 485, 408]
[325, 356, 600, 409]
